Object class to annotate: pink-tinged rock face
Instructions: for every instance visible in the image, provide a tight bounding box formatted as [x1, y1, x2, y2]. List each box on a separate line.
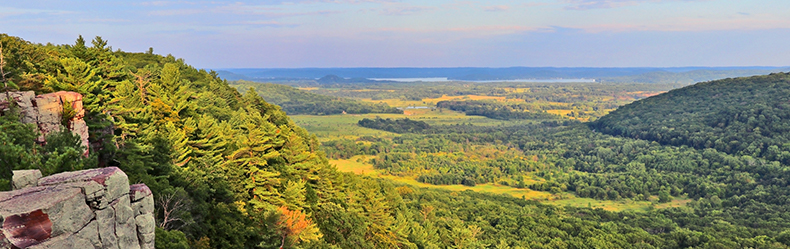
[0, 91, 38, 125]
[129, 184, 152, 202]
[38, 167, 130, 204]
[1, 91, 91, 157]
[38, 167, 121, 186]
[2, 209, 52, 248]
[1, 168, 153, 249]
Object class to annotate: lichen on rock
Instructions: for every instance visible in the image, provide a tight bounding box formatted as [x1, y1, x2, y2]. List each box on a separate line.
[0, 167, 154, 249]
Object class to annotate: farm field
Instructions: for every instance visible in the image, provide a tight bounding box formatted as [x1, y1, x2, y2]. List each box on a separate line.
[329, 156, 552, 200]
[329, 155, 689, 212]
[292, 114, 399, 141]
[287, 81, 699, 214]
[292, 108, 537, 140]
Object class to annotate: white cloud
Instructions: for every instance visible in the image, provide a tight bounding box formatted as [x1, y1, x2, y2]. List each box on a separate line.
[483, 5, 510, 12]
[563, 0, 709, 10]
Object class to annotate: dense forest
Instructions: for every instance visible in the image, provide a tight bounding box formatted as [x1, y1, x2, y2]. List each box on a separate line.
[593, 73, 790, 163]
[297, 82, 668, 121]
[357, 117, 431, 133]
[4, 34, 790, 248]
[230, 80, 401, 115]
[600, 68, 788, 84]
[320, 73, 790, 247]
[436, 100, 562, 120]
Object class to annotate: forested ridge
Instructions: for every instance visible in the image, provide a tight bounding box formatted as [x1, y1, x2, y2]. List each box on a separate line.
[592, 72, 790, 163]
[4, 34, 790, 248]
[326, 72, 790, 247]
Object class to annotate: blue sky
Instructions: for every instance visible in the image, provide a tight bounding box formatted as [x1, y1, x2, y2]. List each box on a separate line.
[2, 0, 789, 68]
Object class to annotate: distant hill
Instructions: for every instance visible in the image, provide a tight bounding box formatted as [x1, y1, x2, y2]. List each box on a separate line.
[316, 74, 381, 84]
[229, 80, 402, 115]
[215, 67, 789, 84]
[591, 72, 790, 163]
[214, 70, 253, 81]
[599, 68, 789, 84]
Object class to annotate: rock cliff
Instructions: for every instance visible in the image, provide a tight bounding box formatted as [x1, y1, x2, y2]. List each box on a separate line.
[0, 168, 154, 249]
[0, 91, 90, 157]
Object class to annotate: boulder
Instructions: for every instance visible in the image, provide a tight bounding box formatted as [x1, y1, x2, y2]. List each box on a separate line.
[26, 233, 95, 249]
[1, 168, 154, 249]
[0, 91, 38, 124]
[11, 170, 42, 190]
[0, 186, 94, 248]
[38, 167, 130, 204]
[130, 184, 155, 249]
[130, 184, 154, 216]
[134, 214, 155, 247]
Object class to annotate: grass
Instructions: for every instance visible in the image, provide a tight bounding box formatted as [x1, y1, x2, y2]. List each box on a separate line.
[421, 95, 525, 105]
[546, 109, 573, 116]
[358, 98, 427, 108]
[359, 95, 525, 109]
[654, 197, 693, 209]
[291, 109, 537, 141]
[291, 114, 398, 141]
[299, 86, 688, 212]
[501, 87, 531, 93]
[301, 88, 687, 212]
[329, 156, 691, 212]
[331, 155, 377, 175]
[328, 156, 552, 200]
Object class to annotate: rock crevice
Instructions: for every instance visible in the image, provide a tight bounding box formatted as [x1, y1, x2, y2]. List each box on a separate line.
[0, 168, 154, 249]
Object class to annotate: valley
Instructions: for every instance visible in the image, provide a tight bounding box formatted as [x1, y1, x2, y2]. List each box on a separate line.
[282, 81, 689, 213]
[4, 33, 790, 248]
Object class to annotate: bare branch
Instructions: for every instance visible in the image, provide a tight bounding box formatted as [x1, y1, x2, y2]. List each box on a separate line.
[156, 192, 190, 230]
[131, 70, 151, 105]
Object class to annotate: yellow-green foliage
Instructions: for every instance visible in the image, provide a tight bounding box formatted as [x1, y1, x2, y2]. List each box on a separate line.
[6, 34, 790, 249]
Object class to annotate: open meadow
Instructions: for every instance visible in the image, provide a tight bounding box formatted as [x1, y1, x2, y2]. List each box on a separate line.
[288, 81, 695, 213]
[328, 155, 691, 212]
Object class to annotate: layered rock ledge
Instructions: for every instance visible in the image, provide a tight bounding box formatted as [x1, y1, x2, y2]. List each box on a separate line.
[0, 168, 154, 249]
[0, 91, 90, 157]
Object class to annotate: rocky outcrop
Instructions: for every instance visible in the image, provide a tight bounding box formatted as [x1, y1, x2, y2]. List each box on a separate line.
[0, 91, 90, 157]
[0, 168, 155, 249]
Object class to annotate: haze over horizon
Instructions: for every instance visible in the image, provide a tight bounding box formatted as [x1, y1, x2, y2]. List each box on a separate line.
[3, 0, 790, 69]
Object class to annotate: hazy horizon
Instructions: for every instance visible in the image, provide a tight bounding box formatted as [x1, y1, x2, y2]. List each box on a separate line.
[4, 1, 789, 68]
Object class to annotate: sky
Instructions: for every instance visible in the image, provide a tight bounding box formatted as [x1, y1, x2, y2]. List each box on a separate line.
[1, 0, 789, 68]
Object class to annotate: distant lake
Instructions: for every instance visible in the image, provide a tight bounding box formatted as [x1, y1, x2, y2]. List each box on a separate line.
[369, 77, 451, 82]
[369, 77, 596, 83]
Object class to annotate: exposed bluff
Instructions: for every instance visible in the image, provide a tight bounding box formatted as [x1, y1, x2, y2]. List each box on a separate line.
[0, 167, 154, 249]
[0, 91, 90, 157]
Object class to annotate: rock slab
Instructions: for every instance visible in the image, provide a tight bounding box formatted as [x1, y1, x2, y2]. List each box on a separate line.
[0, 168, 154, 249]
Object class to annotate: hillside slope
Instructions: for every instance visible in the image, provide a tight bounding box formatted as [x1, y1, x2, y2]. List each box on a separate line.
[592, 72, 790, 162]
[6, 34, 790, 248]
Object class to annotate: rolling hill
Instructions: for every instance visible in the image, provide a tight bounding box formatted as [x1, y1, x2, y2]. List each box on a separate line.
[592, 72, 790, 163]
